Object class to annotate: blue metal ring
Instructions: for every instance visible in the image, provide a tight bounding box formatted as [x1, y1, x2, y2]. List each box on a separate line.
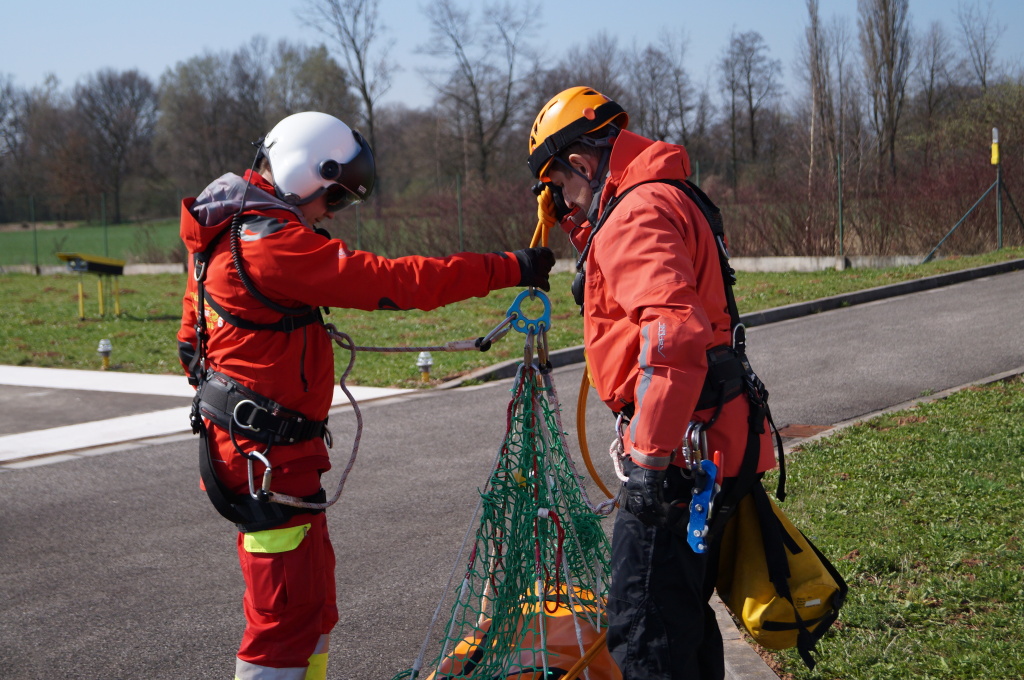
[506, 289, 552, 334]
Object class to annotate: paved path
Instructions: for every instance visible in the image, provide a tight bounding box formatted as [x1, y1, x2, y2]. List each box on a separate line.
[1, 266, 1022, 680]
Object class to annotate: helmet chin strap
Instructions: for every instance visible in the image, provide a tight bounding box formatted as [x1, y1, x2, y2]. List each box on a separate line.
[550, 144, 613, 226]
[585, 147, 613, 225]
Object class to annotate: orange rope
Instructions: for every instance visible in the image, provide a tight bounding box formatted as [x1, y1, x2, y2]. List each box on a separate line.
[576, 365, 615, 500]
[561, 630, 610, 680]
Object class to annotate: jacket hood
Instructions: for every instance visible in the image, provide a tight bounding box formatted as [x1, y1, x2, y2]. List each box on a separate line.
[600, 130, 692, 209]
[181, 171, 307, 254]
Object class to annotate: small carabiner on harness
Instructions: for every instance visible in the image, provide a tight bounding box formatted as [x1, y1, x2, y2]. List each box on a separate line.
[682, 421, 708, 472]
[247, 450, 274, 502]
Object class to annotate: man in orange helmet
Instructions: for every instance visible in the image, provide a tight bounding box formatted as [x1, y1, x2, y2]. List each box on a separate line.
[528, 87, 778, 679]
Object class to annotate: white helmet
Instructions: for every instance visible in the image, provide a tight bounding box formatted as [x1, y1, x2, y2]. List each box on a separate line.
[261, 111, 375, 210]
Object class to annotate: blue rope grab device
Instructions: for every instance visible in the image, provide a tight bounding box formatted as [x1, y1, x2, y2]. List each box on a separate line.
[506, 289, 552, 335]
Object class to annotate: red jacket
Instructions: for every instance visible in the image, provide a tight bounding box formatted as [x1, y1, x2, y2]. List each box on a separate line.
[178, 171, 522, 471]
[578, 131, 775, 477]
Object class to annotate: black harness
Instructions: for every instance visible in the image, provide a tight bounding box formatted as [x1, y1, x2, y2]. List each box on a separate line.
[185, 213, 330, 532]
[579, 178, 785, 538]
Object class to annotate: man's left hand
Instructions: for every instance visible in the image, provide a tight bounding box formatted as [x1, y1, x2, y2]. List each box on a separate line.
[624, 465, 669, 526]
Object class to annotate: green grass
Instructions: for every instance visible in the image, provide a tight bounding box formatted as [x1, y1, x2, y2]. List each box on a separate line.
[765, 377, 1024, 679]
[0, 220, 182, 267]
[0, 246, 1021, 386]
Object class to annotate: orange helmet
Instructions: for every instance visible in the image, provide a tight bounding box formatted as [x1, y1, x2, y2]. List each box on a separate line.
[527, 87, 629, 180]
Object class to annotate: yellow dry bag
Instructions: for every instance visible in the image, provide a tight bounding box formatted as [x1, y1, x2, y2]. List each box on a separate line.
[716, 482, 847, 669]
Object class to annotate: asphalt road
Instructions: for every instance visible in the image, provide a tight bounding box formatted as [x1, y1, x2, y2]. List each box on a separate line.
[1, 269, 1022, 679]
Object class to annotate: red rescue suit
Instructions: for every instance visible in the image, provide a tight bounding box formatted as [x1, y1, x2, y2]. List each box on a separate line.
[177, 170, 521, 677]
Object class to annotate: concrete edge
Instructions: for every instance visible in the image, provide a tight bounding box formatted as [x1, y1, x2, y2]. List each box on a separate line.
[780, 364, 1024, 454]
[738, 258, 1024, 328]
[714, 595, 782, 680]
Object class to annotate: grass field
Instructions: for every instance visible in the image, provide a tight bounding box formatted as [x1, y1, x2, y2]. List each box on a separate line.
[1, 246, 1021, 386]
[0, 219, 182, 267]
[766, 376, 1024, 679]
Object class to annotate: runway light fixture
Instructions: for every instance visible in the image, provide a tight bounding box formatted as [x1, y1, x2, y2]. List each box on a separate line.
[416, 351, 434, 383]
[97, 338, 112, 370]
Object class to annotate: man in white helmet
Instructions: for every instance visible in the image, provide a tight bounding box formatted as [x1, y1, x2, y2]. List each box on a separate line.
[177, 111, 554, 680]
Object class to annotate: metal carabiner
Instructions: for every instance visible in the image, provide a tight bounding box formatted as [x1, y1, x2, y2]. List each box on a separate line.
[523, 330, 536, 367]
[683, 421, 708, 470]
[536, 330, 551, 371]
[232, 399, 266, 433]
[246, 450, 274, 501]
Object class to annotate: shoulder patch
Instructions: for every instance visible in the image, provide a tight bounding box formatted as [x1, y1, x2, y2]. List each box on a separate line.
[239, 214, 289, 241]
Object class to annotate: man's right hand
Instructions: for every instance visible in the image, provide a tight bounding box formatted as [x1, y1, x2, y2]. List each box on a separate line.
[624, 464, 669, 527]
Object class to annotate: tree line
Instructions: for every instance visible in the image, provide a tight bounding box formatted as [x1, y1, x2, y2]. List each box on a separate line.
[1, 0, 1021, 260]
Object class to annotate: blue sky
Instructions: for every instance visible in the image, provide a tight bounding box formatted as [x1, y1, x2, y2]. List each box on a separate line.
[4, 0, 1022, 109]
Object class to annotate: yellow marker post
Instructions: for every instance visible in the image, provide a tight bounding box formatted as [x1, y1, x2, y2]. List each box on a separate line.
[56, 253, 125, 320]
[993, 128, 1003, 249]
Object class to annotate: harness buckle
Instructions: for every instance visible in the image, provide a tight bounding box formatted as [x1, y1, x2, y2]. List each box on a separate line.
[233, 399, 267, 433]
[193, 255, 207, 282]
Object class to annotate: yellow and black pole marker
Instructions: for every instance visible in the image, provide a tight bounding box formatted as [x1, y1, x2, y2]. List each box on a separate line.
[992, 127, 1003, 250]
[56, 253, 125, 320]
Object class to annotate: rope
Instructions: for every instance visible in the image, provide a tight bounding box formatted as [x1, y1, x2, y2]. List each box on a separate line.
[575, 366, 617, 501]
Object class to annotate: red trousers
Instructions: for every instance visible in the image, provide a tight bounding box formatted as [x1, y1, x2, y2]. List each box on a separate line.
[212, 430, 339, 671]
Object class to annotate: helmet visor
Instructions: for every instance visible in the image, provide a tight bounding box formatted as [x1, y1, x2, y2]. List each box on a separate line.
[323, 182, 363, 211]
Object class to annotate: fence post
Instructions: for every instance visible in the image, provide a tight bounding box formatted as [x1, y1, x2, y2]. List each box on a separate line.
[31, 196, 39, 274]
[456, 174, 464, 251]
[102, 193, 109, 256]
[837, 153, 845, 258]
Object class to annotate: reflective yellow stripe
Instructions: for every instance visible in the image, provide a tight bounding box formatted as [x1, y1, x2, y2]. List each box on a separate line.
[304, 653, 328, 680]
[242, 524, 311, 554]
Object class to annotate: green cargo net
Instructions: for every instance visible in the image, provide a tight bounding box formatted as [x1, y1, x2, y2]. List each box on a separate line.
[392, 355, 618, 680]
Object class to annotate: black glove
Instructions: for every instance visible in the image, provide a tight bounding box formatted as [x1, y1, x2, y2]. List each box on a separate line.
[513, 247, 555, 292]
[624, 465, 669, 527]
[532, 182, 573, 221]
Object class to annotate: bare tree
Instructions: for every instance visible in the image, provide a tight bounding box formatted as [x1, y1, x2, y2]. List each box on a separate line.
[157, 50, 260, 192]
[720, 35, 743, 191]
[801, 0, 836, 196]
[74, 69, 157, 223]
[560, 32, 625, 100]
[660, 32, 699, 147]
[266, 42, 359, 124]
[720, 29, 782, 186]
[858, 0, 912, 181]
[956, 0, 1006, 92]
[915, 21, 956, 146]
[298, 0, 395, 156]
[626, 44, 676, 141]
[420, 0, 536, 185]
